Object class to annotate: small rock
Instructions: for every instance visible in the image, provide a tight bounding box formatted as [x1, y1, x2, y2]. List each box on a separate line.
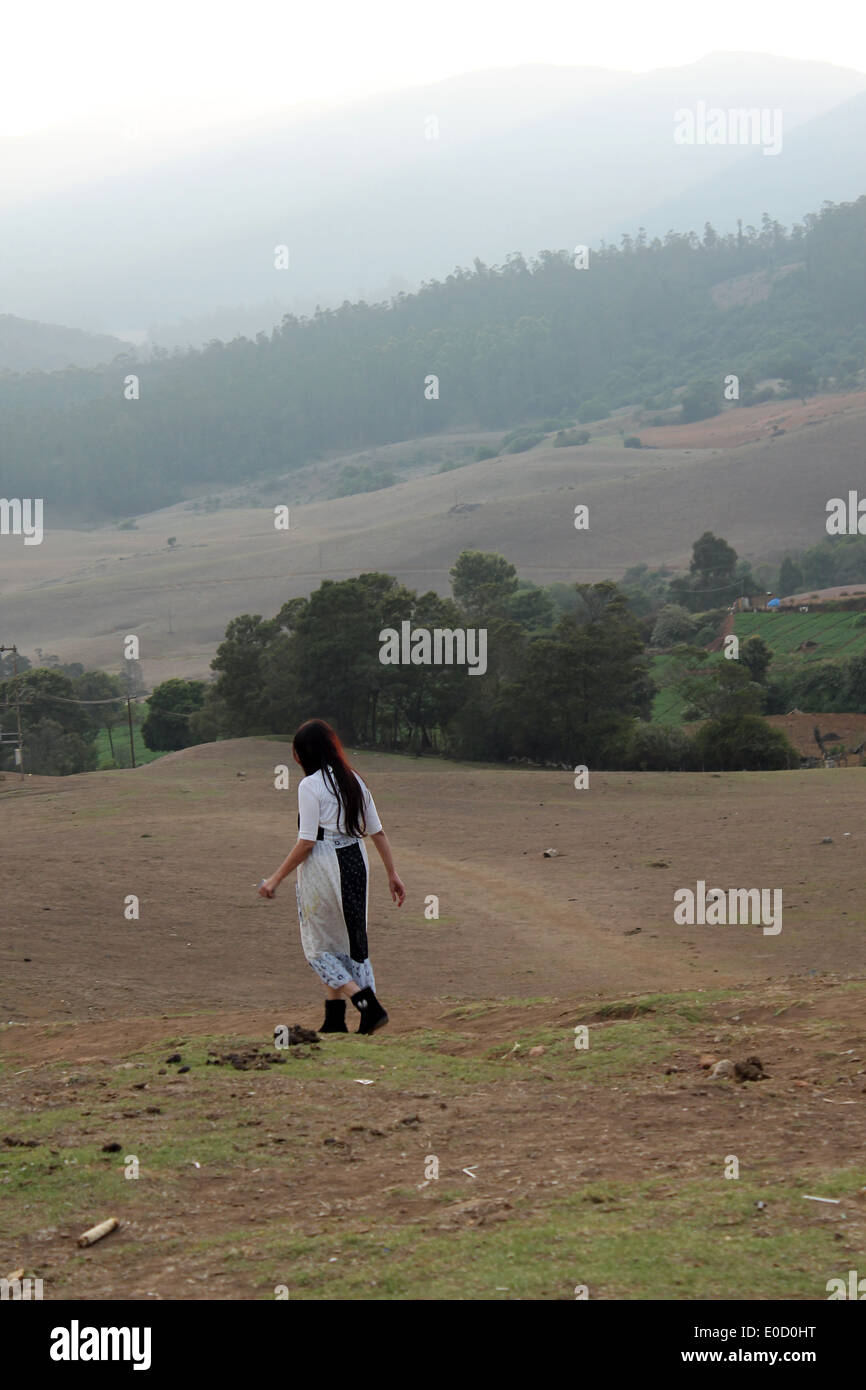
[543, 848, 559, 858]
[528, 1045, 545, 1058]
[699, 1054, 717, 1070]
[821, 837, 833, 844]
[710, 1059, 735, 1079]
[165, 1053, 182, 1064]
[178, 1065, 190, 1074]
[101, 1141, 122, 1153]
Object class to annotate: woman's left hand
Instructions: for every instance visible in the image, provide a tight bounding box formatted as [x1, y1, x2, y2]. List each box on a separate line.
[257, 877, 277, 898]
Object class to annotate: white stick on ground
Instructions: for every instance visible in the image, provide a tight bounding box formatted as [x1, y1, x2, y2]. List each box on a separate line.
[77, 1217, 120, 1247]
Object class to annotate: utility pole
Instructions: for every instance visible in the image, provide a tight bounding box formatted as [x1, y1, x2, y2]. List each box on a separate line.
[126, 697, 137, 768]
[12, 645, 23, 780]
[0, 644, 25, 780]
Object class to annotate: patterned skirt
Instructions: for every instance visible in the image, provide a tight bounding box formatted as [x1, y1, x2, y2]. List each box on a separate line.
[295, 831, 375, 991]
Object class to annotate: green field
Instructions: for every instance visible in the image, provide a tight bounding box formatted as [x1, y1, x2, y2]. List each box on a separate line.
[92, 702, 164, 768]
[734, 610, 866, 661]
[651, 609, 866, 725]
[650, 650, 724, 725]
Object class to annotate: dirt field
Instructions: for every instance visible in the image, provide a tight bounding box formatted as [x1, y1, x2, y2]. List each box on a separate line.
[1, 743, 864, 1299]
[765, 713, 866, 758]
[636, 388, 866, 451]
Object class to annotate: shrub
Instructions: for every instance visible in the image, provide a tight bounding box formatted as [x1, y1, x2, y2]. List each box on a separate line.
[680, 379, 721, 423]
[651, 604, 699, 646]
[502, 432, 544, 454]
[692, 715, 798, 770]
[624, 436, 642, 449]
[626, 723, 695, 770]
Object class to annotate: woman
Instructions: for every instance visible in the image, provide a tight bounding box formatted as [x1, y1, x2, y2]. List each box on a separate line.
[258, 718, 405, 1034]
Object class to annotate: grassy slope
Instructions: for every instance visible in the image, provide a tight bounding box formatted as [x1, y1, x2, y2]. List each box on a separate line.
[735, 610, 866, 662]
[651, 611, 866, 725]
[4, 397, 866, 682]
[2, 984, 864, 1300]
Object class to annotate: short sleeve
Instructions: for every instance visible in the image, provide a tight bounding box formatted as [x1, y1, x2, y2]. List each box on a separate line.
[297, 778, 320, 841]
[362, 781, 382, 834]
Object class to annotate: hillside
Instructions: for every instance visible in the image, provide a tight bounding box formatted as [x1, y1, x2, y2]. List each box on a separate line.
[3, 193, 865, 523]
[2, 392, 865, 684]
[735, 609, 866, 661]
[0, 314, 132, 371]
[2, 53, 864, 333]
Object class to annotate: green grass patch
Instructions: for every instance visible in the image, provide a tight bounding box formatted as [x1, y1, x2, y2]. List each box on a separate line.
[183, 1169, 866, 1300]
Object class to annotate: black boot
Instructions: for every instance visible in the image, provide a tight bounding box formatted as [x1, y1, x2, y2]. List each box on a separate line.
[350, 987, 389, 1035]
[320, 999, 348, 1034]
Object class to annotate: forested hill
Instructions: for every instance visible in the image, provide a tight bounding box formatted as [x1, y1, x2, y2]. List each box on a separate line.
[2, 196, 865, 521]
[0, 314, 132, 371]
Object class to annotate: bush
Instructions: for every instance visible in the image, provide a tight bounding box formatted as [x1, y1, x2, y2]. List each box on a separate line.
[624, 436, 642, 449]
[626, 723, 695, 770]
[692, 715, 798, 770]
[680, 380, 721, 423]
[475, 445, 498, 461]
[333, 464, 395, 496]
[554, 429, 590, 447]
[502, 432, 544, 454]
[651, 604, 699, 646]
[742, 386, 777, 406]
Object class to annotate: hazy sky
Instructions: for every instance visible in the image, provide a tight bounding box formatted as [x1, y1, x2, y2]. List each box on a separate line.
[2, 0, 864, 138]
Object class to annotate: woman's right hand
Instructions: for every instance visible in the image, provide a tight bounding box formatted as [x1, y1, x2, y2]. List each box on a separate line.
[389, 872, 406, 907]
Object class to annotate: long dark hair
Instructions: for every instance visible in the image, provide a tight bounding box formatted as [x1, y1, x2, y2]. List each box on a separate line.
[293, 719, 367, 837]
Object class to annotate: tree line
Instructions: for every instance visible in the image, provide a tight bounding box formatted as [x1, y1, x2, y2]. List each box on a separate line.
[18, 533, 866, 774]
[2, 198, 865, 521]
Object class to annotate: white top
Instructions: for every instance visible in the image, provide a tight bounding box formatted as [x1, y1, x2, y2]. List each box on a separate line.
[297, 767, 382, 840]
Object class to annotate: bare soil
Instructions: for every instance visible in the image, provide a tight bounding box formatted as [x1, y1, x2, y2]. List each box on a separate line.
[2, 743, 864, 1299]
